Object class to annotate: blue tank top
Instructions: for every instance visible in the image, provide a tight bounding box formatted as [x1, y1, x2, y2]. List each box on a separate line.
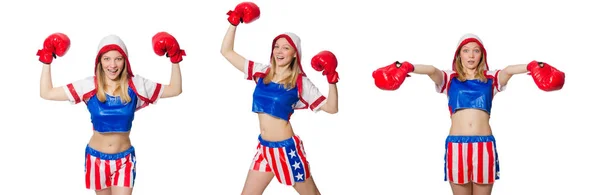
[252, 77, 299, 120]
[87, 87, 138, 133]
[447, 77, 493, 114]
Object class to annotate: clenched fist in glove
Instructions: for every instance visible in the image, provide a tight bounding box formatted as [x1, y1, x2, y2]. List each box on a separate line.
[372, 61, 414, 91]
[36, 33, 71, 65]
[152, 32, 186, 63]
[527, 60, 565, 92]
[311, 50, 339, 84]
[227, 2, 260, 26]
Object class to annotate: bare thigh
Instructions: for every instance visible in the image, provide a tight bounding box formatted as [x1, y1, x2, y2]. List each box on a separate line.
[293, 175, 321, 195]
[450, 182, 494, 195]
[241, 170, 274, 195]
[472, 183, 493, 195]
[450, 182, 472, 195]
[95, 188, 111, 195]
[109, 186, 133, 195]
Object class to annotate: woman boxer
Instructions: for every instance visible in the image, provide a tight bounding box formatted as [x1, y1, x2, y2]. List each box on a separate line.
[372, 33, 565, 195]
[38, 32, 184, 195]
[221, 2, 339, 195]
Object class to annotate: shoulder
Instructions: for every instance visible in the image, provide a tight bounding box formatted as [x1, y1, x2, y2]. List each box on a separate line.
[441, 70, 457, 81]
[298, 75, 318, 89]
[78, 76, 96, 83]
[130, 74, 147, 81]
[247, 60, 271, 72]
[485, 69, 501, 74]
[441, 69, 456, 75]
[300, 75, 312, 83]
[68, 76, 96, 87]
[129, 74, 161, 85]
[484, 69, 502, 78]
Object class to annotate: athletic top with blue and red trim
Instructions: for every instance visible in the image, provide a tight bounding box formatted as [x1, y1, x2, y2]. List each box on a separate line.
[244, 60, 326, 121]
[436, 70, 506, 115]
[63, 75, 164, 133]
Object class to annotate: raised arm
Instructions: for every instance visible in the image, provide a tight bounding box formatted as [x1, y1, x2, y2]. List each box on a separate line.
[38, 33, 71, 101]
[151, 32, 184, 98]
[310, 51, 339, 114]
[220, 25, 247, 72]
[220, 2, 261, 73]
[319, 84, 338, 114]
[160, 63, 182, 98]
[40, 64, 69, 101]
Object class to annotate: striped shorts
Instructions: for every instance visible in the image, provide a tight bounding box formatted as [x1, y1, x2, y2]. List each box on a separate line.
[444, 135, 500, 185]
[84, 145, 136, 190]
[250, 134, 310, 186]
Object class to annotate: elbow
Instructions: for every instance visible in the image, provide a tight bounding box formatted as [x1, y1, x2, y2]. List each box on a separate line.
[501, 67, 517, 77]
[40, 91, 49, 100]
[323, 105, 338, 114]
[163, 85, 182, 98]
[173, 87, 183, 97]
[220, 48, 231, 57]
[329, 109, 339, 114]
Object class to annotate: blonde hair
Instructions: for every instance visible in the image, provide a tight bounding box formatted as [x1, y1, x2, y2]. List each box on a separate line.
[95, 61, 131, 103]
[262, 56, 301, 89]
[454, 55, 488, 83]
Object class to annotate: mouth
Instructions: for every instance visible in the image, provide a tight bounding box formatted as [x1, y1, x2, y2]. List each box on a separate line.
[467, 60, 475, 65]
[107, 68, 119, 76]
[275, 55, 285, 61]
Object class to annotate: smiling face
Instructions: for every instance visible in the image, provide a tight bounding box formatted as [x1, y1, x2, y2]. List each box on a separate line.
[272, 38, 297, 67]
[458, 42, 483, 70]
[100, 50, 125, 81]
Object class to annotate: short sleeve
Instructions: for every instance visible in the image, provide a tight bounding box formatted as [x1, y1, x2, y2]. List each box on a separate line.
[130, 75, 165, 110]
[436, 70, 455, 94]
[244, 60, 270, 81]
[294, 76, 326, 112]
[63, 76, 96, 104]
[486, 69, 506, 94]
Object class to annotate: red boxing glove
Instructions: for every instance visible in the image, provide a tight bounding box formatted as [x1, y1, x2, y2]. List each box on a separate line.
[311, 50, 339, 84]
[152, 32, 186, 63]
[36, 33, 71, 65]
[527, 60, 565, 92]
[372, 61, 414, 91]
[227, 2, 261, 26]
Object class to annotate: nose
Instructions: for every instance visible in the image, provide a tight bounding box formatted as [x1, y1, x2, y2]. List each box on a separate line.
[107, 60, 117, 67]
[274, 47, 283, 54]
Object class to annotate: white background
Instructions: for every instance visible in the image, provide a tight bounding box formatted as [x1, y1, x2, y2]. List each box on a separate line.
[0, 0, 597, 194]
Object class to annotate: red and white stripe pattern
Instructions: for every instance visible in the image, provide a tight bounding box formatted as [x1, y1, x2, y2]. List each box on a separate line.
[84, 147, 136, 190]
[445, 137, 499, 185]
[250, 135, 310, 186]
